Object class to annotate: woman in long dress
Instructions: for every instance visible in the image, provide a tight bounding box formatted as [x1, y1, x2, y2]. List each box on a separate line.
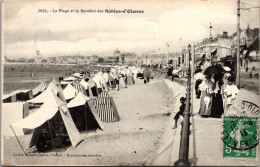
[211, 74, 224, 118]
[222, 72, 231, 110]
[199, 75, 213, 117]
[223, 76, 239, 111]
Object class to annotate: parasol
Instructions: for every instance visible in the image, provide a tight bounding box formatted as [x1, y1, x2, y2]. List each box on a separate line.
[204, 65, 225, 75]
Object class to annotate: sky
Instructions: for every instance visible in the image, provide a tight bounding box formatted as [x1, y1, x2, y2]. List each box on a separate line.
[2, 0, 260, 58]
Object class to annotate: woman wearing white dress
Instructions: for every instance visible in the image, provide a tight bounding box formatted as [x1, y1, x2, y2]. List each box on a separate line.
[223, 76, 239, 111]
[199, 75, 213, 117]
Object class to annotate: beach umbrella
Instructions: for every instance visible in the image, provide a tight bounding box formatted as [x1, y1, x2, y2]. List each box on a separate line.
[204, 65, 225, 75]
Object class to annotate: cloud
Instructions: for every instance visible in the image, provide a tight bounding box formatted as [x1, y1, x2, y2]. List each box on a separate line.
[3, 0, 259, 58]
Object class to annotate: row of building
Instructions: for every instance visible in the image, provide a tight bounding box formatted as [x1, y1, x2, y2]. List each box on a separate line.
[4, 55, 100, 65]
[178, 26, 259, 74]
[5, 26, 258, 70]
[112, 26, 258, 77]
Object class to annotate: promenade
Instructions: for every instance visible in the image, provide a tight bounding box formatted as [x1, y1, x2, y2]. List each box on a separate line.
[152, 77, 259, 166]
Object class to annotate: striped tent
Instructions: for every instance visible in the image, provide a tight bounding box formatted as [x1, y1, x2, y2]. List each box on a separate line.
[32, 81, 47, 97]
[73, 82, 87, 95]
[88, 91, 120, 123]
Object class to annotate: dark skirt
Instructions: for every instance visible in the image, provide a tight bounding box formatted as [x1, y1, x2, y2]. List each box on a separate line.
[211, 93, 224, 118]
[115, 79, 119, 85]
[137, 73, 143, 78]
[110, 80, 116, 88]
[195, 79, 203, 98]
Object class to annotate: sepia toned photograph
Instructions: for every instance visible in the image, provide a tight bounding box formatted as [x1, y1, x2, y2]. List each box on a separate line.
[1, 0, 260, 166]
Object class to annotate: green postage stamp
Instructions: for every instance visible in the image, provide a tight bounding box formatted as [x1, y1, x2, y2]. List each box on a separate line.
[222, 116, 258, 158]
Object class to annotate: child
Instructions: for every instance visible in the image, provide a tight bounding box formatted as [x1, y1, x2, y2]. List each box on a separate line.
[173, 97, 186, 129]
[223, 76, 239, 110]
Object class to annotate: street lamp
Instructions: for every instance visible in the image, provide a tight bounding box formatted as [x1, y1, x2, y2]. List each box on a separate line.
[188, 44, 191, 51]
[188, 44, 191, 58]
[188, 44, 191, 75]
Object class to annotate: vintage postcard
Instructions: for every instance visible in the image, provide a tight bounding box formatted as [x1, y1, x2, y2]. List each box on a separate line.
[1, 0, 260, 166]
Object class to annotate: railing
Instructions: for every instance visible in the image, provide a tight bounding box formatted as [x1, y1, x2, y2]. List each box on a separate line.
[174, 49, 192, 166]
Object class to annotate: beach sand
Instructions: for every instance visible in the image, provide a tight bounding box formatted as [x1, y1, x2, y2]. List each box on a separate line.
[2, 78, 177, 166]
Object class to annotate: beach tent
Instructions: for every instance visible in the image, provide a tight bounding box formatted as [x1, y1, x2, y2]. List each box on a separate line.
[3, 93, 17, 103]
[85, 79, 95, 97]
[3, 89, 32, 103]
[64, 76, 76, 81]
[67, 92, 104, 131]
[60, 81, 72, 89]
[28, 81, 63, 104]
[60, 81, 73, 85]
[73, 82, 87, 95]
[73, 73, 84, 78]
[2, 102, 29, 136]
[80, 79, 89, 90]
[12, 92, 83, 150]
[90, 91, 120, 123]
[32, 81, 48, 97]
[63, 84, 77, 101]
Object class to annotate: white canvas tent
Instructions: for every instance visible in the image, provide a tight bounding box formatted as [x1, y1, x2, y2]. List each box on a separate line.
[2, 103, 25, 136]
[29, 81, 63, 103]
[63, 84, 77, 100]
[67, 91, 91, 108]
[67, 92, 104, 130]
[60, 81, 72, 89]
[3, 89, 31, 100]
[3, 89, 32, 103]
[79, 79, 89, 90]
[60, 81, 72, 85]
[64, 76, 76, 81]
[32, 81, 48, 97]
[12, 92, 83, 149]
[73, 73, 84, 78]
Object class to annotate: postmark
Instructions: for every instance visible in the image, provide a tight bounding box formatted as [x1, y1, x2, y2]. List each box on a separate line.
[222, 116, 258, 158]
[241, 101, 260, 117]
[225, 101, 259, 117]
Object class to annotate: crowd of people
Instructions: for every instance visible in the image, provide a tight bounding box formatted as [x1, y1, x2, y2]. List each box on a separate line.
[75, 66, 144, 93]
[172, 63, 240, 129]
[194, 64, 239, 118]
[79, 66, 154, 91]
